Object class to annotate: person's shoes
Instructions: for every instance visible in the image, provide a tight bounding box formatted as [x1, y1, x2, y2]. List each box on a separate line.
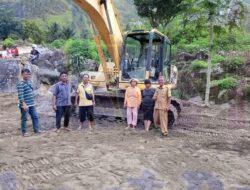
[54, 128, 60, 133]
[77, 126, 82, 131]
[125, 126, 130, 130]
[64, 127, 71, 131]
[162, 133, 168, 137]
[35, 130, 44, 135]
[22, 132, 29, 137]
[168, 129, 173, 136]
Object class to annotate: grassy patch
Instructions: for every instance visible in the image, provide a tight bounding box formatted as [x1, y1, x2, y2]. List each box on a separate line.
[211, 77, 237, 90]
[190, 60, 208, 71]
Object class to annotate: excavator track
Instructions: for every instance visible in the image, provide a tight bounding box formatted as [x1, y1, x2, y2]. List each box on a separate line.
[94, 90, 183, 127]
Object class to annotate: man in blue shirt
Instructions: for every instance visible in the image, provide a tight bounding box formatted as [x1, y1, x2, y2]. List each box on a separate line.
[16, 69, 40, 136]
[52, 71, 72, 132]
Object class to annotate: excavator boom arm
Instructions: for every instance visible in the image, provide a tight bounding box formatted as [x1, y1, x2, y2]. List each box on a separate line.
[73, 0, 123, 71]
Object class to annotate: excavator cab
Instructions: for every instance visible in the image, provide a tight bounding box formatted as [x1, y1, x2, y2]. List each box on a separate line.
[120, 30, 171, 86]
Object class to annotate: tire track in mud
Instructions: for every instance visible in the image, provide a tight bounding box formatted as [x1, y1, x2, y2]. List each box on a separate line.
[0, 157, 97, 189]
[0, 114, 249, 141]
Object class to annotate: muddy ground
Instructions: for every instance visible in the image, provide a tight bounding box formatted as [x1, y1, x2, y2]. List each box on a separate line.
[0, 88, 249, 190]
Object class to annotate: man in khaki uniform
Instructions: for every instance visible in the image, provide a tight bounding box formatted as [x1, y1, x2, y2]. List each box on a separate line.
[153, 76, 171, 136]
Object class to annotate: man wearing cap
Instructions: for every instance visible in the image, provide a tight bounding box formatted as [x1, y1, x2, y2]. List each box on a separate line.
[16, 68, 41, 136]
[153, 76, 171, 136]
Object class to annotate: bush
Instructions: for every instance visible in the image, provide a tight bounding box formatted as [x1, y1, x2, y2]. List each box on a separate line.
[0, 9, 23, 40]
[211, 54, 225, 64]
[22, 20, 44, 44]
[3, 38, 15, 48]
[224, 56, 245, 72]
[190, 60, 208, 71]
[211, 77, 237, 90]
[50, 39, 66, 49]
[177, 37, 209, 53]
[64, 39, 99, 74]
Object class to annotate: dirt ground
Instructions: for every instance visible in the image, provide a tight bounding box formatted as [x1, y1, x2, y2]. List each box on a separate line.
[0, 88, 249, 190]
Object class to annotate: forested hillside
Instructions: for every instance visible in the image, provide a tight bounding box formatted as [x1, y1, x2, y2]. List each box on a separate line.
[0, 0, 140, 36]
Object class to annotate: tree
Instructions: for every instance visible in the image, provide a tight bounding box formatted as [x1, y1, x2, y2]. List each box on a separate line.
[133, 0, 186, 27]
[46, 23, 62, 43]
[61, 27, 75, 40]
[64, 39, 99, 74]
[0, 9, 23, 40]
[21, 20, 44, 44]
[184, 0, 245, 106]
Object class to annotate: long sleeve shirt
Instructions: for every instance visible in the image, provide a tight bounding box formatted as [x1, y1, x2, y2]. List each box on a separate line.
[124, 86, 141, 108]
[16, 80, 35, 107]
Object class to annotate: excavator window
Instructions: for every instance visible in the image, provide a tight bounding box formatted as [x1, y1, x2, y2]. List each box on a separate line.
[121, 31, 171, 83]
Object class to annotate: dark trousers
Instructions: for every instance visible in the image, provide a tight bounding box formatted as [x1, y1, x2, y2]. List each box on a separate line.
[79, 106, 94, 122]
[56, 106, 71, 129]
[20, 106, 40, 134]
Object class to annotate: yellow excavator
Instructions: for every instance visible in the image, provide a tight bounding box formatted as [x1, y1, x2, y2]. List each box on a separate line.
[73, 0, 181, 126]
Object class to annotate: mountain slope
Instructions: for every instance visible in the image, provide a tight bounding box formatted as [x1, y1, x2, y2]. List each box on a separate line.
[0, 0, 140, 36]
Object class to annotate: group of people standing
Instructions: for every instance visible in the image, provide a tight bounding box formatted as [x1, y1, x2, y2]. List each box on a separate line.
[16, 69, 95, 136]
[125, 77, 171, 136]
[17, 68, 171, 137]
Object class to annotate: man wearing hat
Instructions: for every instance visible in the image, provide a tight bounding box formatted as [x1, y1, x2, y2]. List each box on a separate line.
[153, 76, 171, 136]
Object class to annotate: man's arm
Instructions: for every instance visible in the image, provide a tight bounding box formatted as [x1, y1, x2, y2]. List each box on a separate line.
[52, 85, 58, 111]
[74, 86, 79, 106]
[52, 95, 57, 111]
[167, 87, 172, 110]
[16, 83, 28, 110]
[90, 85, 96, 106]
[153, 89, 158, 100]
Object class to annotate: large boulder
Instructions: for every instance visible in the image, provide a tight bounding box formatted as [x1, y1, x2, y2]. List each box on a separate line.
[35, 48, 67, 72]
[177, 52, 195, 62]
[0, 59, 20, 93]
[38, 69, 60, 85]
[23, 63, 41, 90]
[195, 51, 208, 60]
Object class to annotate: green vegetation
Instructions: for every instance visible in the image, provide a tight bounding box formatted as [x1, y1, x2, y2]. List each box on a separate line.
[224, 56, 245, 72]
[21, 20, 44, 44]
[50, 39, 66, 49]
[133, 0, 185, 27]
[212, 77, 237, 90]
[191, 60, 208, 71]
[3, 38, 15, 48]
[0, 9, 22, 40]
[211, 54, 225, 64]
[63, 39, 99, 74]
